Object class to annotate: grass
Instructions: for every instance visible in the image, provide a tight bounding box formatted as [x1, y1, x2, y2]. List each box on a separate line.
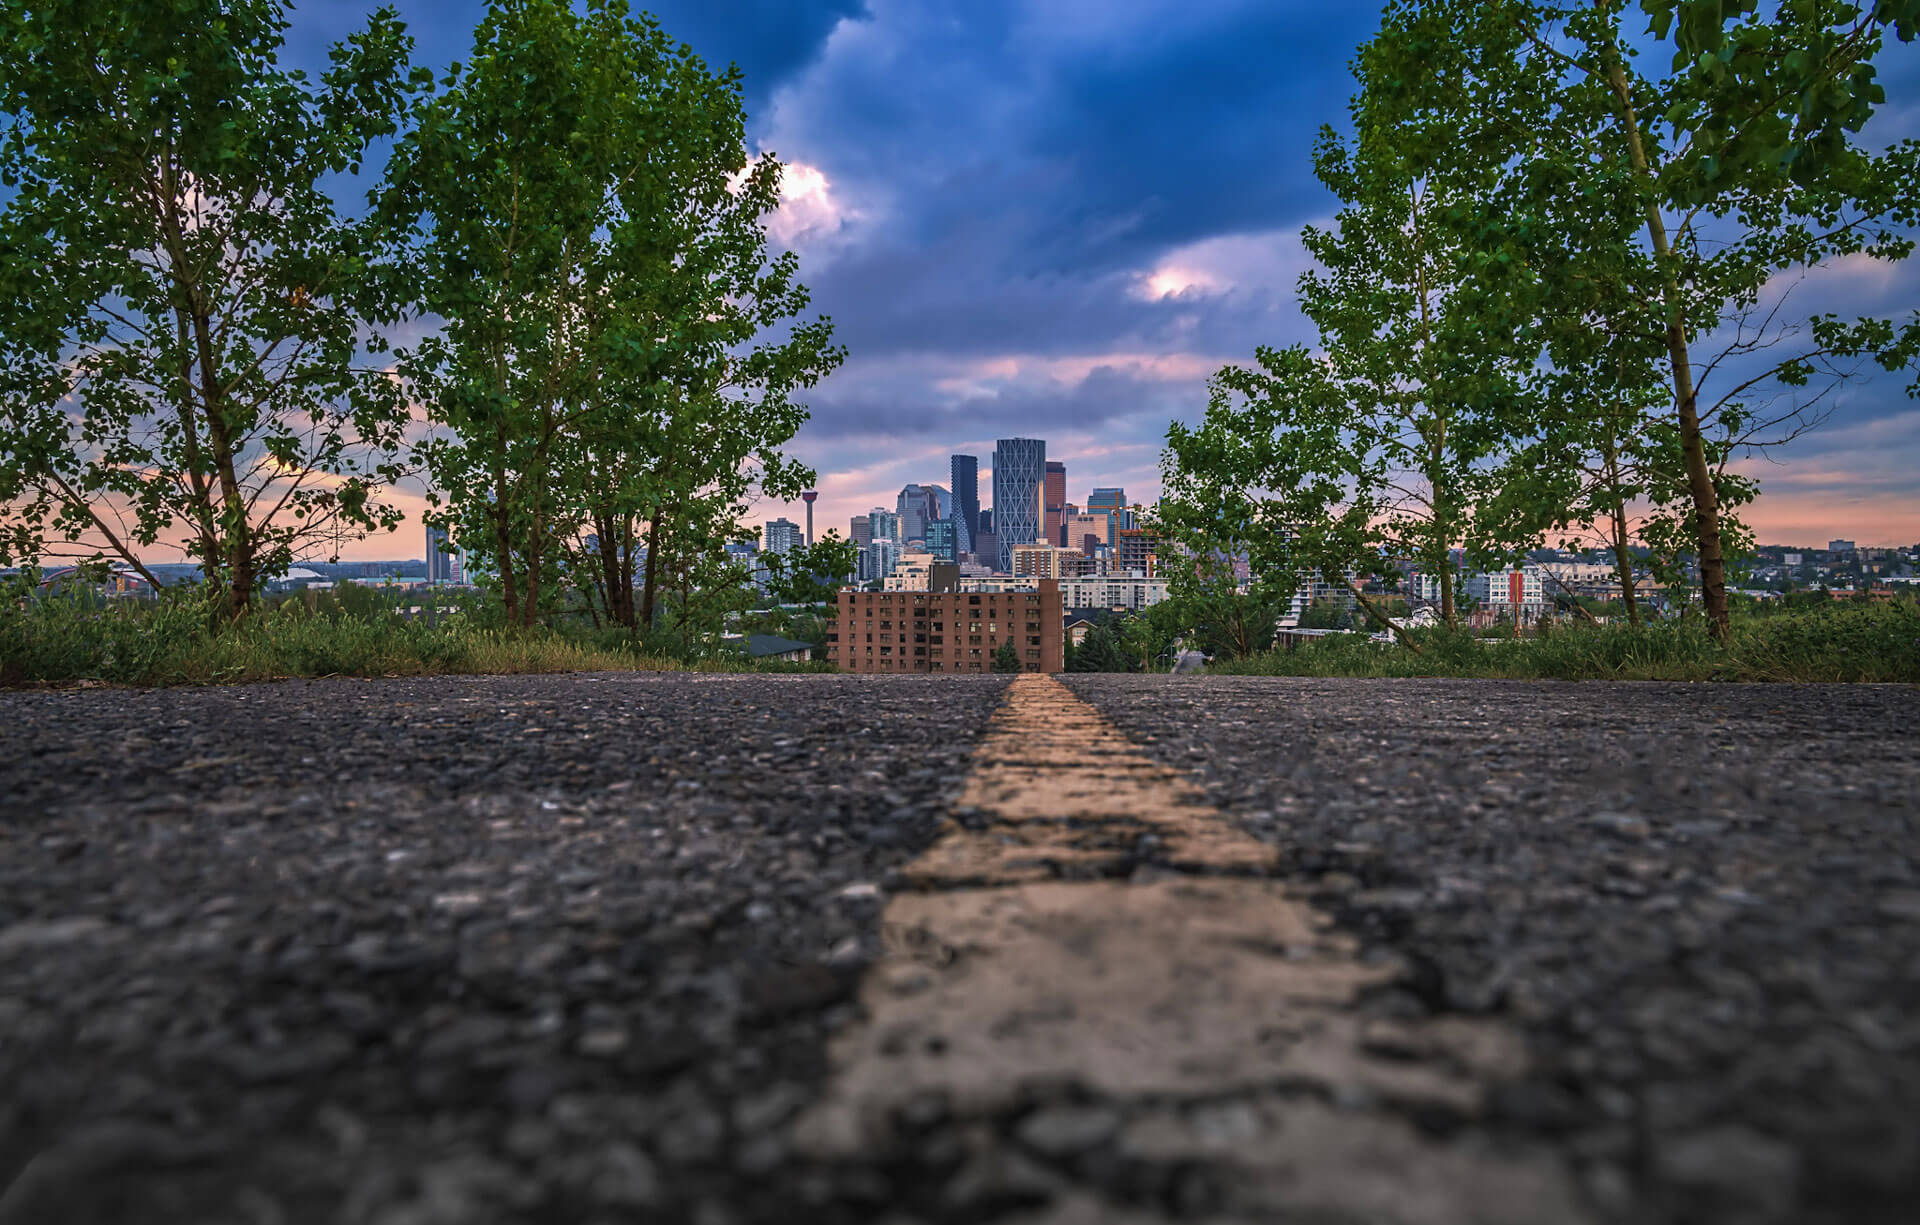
[1206, 600, 1920, 683]
[0, 591, 835, 687]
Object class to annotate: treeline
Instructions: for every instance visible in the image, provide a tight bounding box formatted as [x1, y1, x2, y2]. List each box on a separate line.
[0, 0, 838, 633]
[1159, 0, 1920, 643]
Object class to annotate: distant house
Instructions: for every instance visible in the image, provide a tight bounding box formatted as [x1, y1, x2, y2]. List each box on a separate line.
[1063, 617, 1096, 649]
[743, 634, 815, 663]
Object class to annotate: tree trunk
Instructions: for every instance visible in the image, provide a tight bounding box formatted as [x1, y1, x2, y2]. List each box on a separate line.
[638, 508, 663, 631]
[1599, 419, 1642, 626]
[520, 543, 541, 629]
[593, 511, 621, 626]
[1351, 586, 1423, 653]
[1610, 507, 1641, 625]
[1600, 36, 1729, 640]
[1540, 565, 1600, 625]
[617, 521, 636, 628]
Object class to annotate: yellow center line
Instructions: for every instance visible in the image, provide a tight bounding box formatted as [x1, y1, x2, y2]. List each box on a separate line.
[793, 674, 1592, 1223]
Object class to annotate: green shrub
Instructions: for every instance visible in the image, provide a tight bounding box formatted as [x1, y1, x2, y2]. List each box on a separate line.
[1209, 601, 1920, 683]
[0, 582, 838, 687]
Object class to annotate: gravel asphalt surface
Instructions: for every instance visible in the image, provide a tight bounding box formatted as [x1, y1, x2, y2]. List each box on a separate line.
[2, 671, 1916, 1224]
[1, 674, 1009, 1225]
[1063, 675, 1920, 1225]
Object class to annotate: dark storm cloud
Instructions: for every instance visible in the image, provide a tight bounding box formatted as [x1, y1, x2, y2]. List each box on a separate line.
[280, 0, 1920, 544]
[297, 1, 862, 111]
[1020, 6, 1376, 270]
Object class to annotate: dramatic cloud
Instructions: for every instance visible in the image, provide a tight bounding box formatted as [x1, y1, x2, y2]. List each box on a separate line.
[290, 0, 1920, 555]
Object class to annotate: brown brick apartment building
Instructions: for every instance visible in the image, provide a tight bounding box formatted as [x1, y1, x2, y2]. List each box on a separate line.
[830, 580, 1064, 673]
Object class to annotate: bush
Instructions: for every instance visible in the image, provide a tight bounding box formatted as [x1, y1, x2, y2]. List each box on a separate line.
[1209, 601, 1920, 683]
[0, 580, 837, 687]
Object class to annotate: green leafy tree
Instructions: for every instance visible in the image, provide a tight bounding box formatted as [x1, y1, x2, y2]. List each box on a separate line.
[385, 0, 839, 630]
[1161, 1, 1545, 644]
[1119, 604, 1182, 673]
[0, 0, 425, 616]
[763, 532, 859, 606]
[1297, 600, 1355, 631]
[991, 639, 1023, 673]
[1499, 0, 1920, 638]
[1067, 623, 1128, 673]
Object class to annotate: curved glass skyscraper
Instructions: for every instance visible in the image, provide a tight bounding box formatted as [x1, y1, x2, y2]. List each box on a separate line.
[950, 454, 979, 556]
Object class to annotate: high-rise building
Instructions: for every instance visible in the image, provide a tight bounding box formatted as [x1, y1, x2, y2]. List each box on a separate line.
[1063, 512, 1112, 554]
[864, 537, 901, 586]
[978, 507, 993, 535]
[992, 438, 1045, 572]
[1044, 461, 1067, 547]
[1116, 526, 1161, 575]
[1011, 544, 1083, 580]
[926, 519, 958, 563]
[950, 455, 979, 555]
[973, 531, 998, 572]
[868, 508, 901, 544]
[426, 524, 463, 584]
[764, 517, 804, 557]
[896, 484, 941, 544]
[1085, 488, 1126, 547]
[851, 515, 872, 550]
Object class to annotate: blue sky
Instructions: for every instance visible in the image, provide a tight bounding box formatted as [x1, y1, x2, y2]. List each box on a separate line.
[295, 0, 1920, 554]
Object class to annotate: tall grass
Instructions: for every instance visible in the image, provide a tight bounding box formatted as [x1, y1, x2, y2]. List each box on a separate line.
[0, 588, 834, 687]
[1207, 601, 1920, 683]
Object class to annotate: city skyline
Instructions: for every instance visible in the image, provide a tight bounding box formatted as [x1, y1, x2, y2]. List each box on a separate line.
[252, 1, 1920, 562]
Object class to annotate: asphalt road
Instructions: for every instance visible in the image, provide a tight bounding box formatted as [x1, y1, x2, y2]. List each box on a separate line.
[2, 672, 1916, 1224]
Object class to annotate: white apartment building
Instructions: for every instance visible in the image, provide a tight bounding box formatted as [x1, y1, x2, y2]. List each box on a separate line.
[1474, 566, 1549, 614]
[883, 550, 938, 591]
[1288, 569, 1357, 620]
[1058, 576, 1169, 611]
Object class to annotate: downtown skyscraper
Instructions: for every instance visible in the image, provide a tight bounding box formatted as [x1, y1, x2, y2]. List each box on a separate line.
[992, 438, 1045, 573]
[950, 454, 979, 556]
[1044, 461, 1067, 548]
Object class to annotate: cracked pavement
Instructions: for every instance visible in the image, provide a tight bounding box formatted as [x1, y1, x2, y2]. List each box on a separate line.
[2, 671, 1916, 1224]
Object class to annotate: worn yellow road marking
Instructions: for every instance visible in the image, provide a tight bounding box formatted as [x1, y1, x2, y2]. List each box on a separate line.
[794, 674, 1592, 1223]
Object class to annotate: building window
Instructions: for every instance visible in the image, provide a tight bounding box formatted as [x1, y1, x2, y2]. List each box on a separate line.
[930, 635, 942, 644]
[1028, 636, 1040, 646]
[969, 595, 981, 605]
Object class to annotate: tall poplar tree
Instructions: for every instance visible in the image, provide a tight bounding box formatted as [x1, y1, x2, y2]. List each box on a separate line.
[386, 0, 838, 630]
[0, 0, 425, 616]
[1505, 0, 1920, 637]
[1162, 0, 1545, 636]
